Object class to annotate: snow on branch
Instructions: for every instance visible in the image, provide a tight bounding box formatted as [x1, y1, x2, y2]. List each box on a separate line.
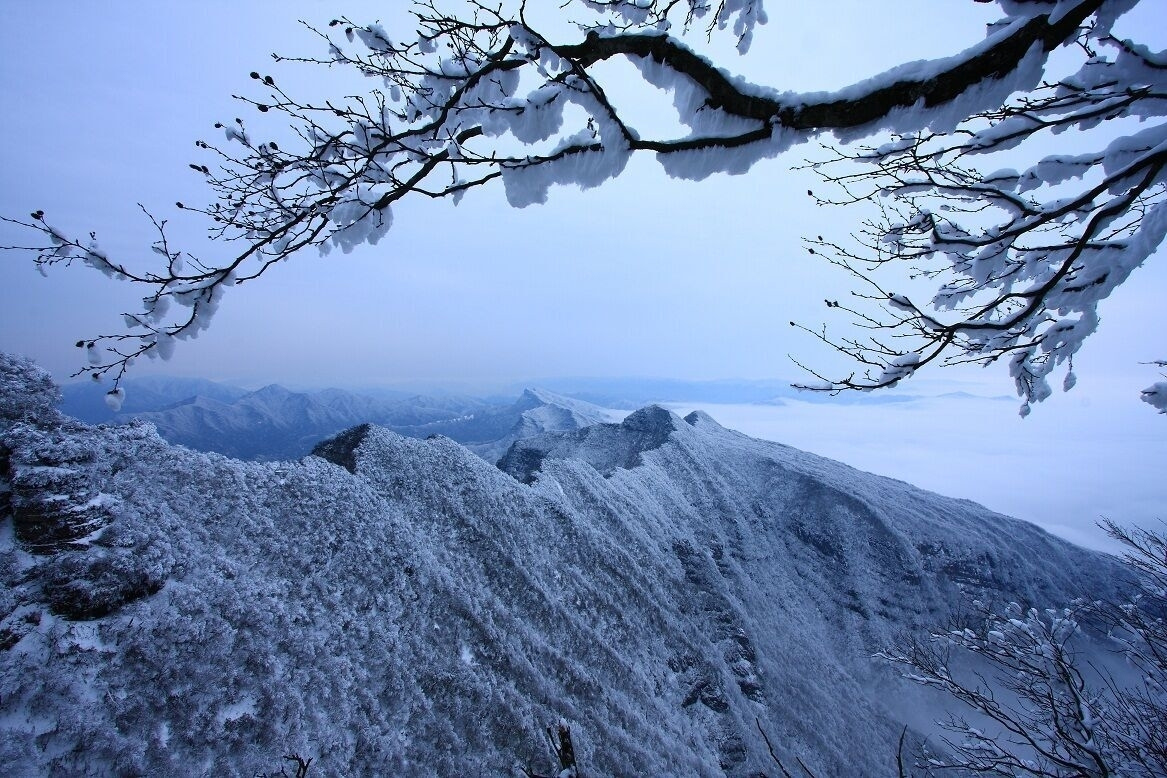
[1142, 360, 1167, 412]
[792, 2, 1167, 412]
[2, 0, 1155, 398]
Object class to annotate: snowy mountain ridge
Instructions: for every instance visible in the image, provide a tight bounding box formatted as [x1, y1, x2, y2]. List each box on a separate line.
[121, 382, 491, 461]
[0, 353, 1128, 776]
[59, 379, 613, 463]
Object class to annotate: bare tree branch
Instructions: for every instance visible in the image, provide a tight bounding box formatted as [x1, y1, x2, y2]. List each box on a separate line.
[883, 521, 1167, 777]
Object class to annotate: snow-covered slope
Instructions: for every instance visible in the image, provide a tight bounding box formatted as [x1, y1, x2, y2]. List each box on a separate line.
[0, 354, 1127, 776]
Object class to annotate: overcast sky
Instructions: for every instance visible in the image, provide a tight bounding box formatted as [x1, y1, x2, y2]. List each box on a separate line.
[1, 2, 1164, 550]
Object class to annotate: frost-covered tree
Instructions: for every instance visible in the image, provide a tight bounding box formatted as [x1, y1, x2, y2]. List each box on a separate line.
[2, 0, 1164, 410]
[881, 520, 1167, 777]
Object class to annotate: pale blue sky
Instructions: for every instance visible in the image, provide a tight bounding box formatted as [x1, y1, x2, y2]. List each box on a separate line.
[0, 0, 1023, 386]
[1, 2, 1164, 549]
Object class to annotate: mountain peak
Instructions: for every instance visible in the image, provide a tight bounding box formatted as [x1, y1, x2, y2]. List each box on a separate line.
[515, 387, 599, 414]
[683, 409, 723, 429]
[518, 387, 549, 404]
[621, 404, 682, 434]
[0, 353, 1132, 777]
[247, 383, 295, 399]
[310, 423, 373, 473]
[498, 404, 685, 483]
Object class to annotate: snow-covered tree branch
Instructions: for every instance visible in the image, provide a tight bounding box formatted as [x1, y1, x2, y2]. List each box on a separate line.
[2, 0, 1163, 410]
[794, 4, 1167, 412]
[1142, 360, 1167, 412]
[881, 519, 1167, 777]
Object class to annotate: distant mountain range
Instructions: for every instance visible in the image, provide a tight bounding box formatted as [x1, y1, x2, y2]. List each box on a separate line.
[60, 378, 613, 462]
[396, 387, 616, 463]
[58, 375, 1011, 465]
[2, 353, 1127, 775]
[59, 375, 250, 423]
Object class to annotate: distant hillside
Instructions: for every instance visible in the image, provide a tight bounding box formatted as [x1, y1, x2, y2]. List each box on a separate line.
[123, 383, 493, 461]
[1, 352, 1128, 776]
[68, 380, 615, 463]
[59, 375, 249, 424]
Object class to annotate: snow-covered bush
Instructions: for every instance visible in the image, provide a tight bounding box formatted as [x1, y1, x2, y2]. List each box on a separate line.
[883, 520, 1167, 776]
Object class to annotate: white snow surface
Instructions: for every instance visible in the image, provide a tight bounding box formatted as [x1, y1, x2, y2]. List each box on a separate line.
[0, 362, 1128, 776]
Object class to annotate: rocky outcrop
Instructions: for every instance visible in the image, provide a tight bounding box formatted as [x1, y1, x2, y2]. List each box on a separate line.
[2, 422, 166, 620]
[0, 353, 60, 430]
[310, 423, 372, 474]
[1, 354, 164, 621]
[498, 404, 679, 482]
[5, 427, 112, 554]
